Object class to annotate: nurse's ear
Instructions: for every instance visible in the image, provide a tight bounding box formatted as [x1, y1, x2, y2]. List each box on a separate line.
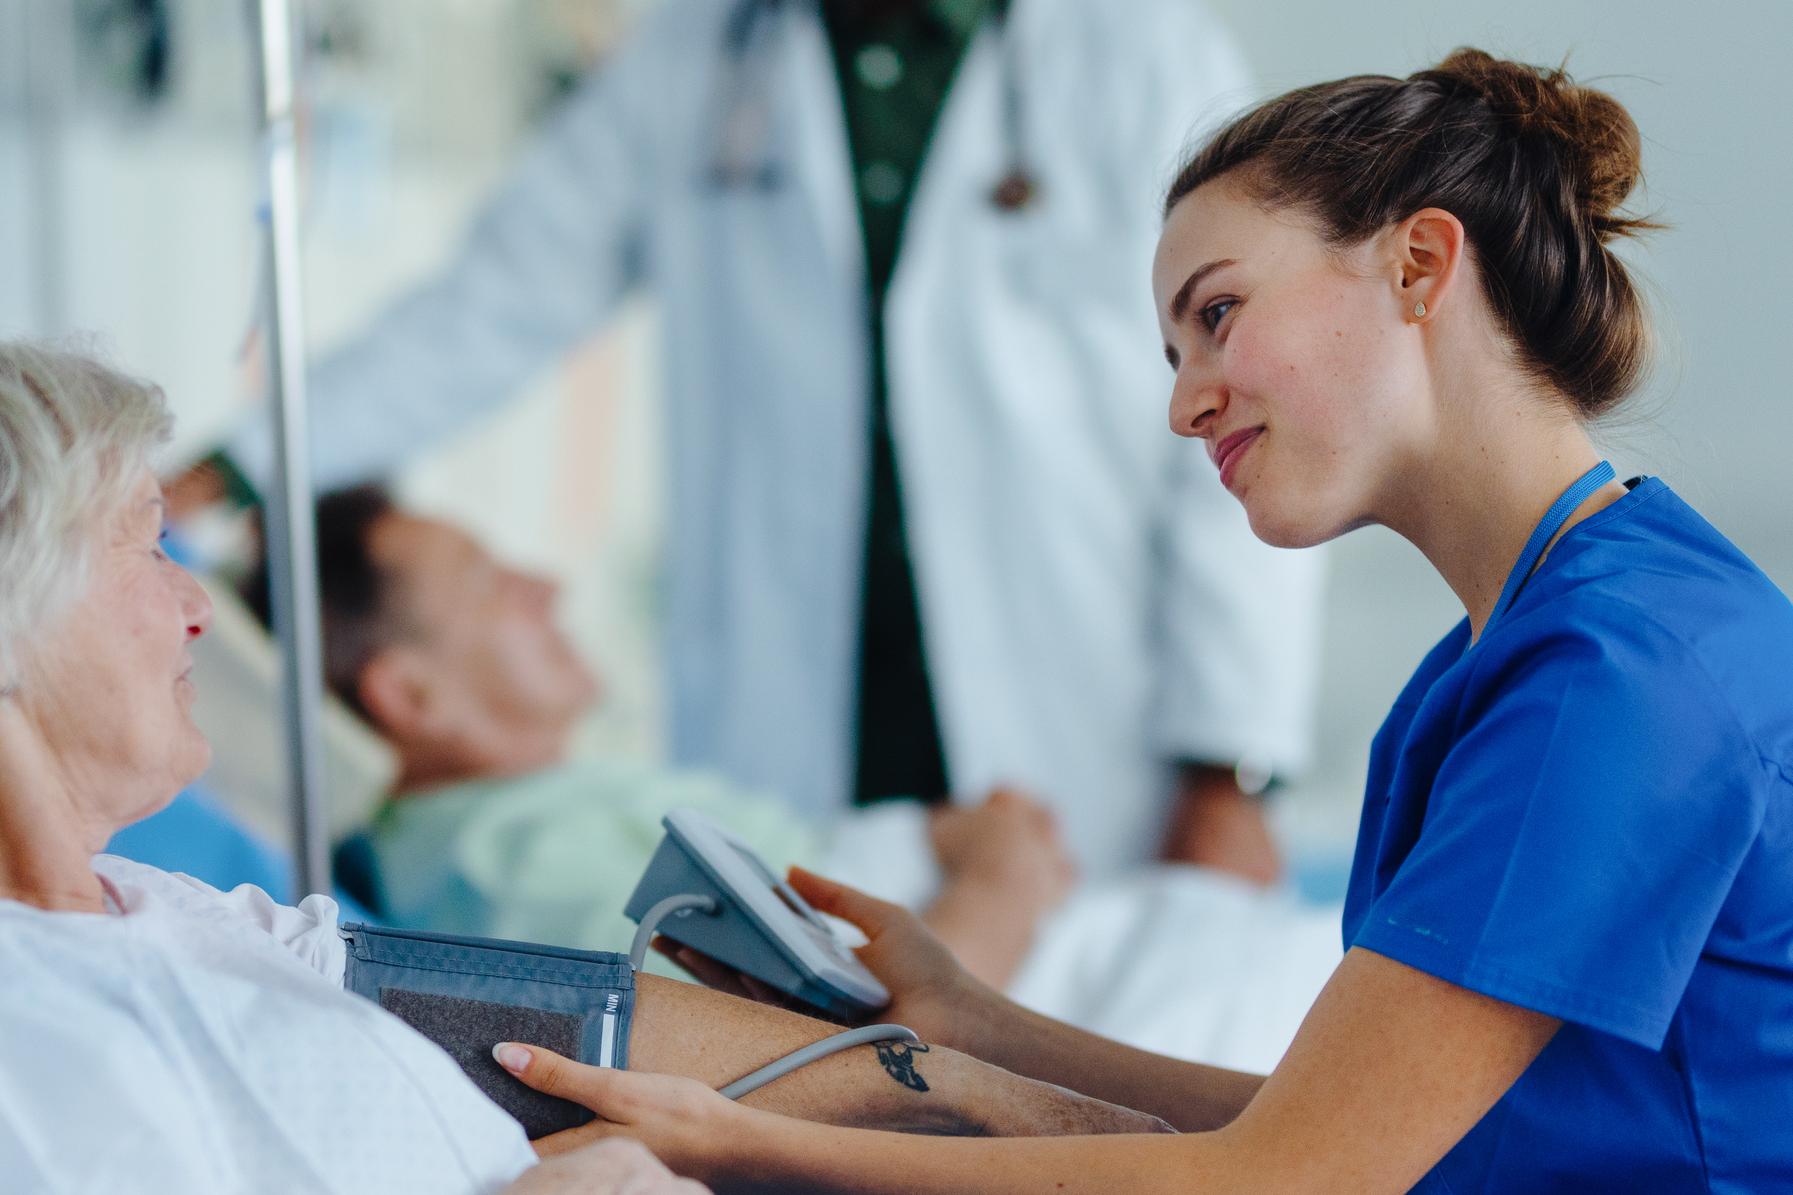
[1385, 207, 1468, 326]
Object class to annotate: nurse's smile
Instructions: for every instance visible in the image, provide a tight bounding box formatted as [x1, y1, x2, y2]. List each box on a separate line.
[1210, 426, 1263, 490]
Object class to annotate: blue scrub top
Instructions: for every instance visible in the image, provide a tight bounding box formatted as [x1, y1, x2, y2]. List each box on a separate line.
[1344, 478, 1793, 1192]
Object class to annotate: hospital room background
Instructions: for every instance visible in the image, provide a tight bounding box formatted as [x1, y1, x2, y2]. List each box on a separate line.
[0, 0, 1788, 993]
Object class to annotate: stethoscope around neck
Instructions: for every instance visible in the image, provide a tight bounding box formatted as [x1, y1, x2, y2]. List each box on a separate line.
[708, 0, 1038, 213]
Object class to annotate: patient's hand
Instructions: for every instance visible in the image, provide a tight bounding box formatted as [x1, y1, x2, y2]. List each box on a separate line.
[928, 786, 1076, 911]
[502, 1137, 709, 1193]
[917, 788, 1075, 989]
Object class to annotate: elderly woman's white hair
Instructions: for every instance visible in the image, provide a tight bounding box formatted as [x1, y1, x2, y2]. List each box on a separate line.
[0, 340, 172, 692]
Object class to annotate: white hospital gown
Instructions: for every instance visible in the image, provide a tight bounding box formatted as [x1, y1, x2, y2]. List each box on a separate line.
[0, 855, 538, 1194]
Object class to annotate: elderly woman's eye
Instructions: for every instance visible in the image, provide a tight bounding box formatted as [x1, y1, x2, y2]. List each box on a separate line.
[1200, 299, 1238, 334]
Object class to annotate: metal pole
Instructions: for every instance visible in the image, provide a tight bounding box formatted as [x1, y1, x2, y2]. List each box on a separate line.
[21, 0, 73, 333]
[250, 0, 330, 899]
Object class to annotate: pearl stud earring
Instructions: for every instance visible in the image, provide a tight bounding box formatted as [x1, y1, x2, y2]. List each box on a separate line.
[1413, 301, 1427, 318]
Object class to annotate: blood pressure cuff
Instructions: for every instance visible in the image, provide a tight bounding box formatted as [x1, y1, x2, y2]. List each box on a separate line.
[339, 922, 635, 1139]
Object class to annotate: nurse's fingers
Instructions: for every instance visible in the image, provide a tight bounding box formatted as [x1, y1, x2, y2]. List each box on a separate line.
[785, 867, 907, 939]
[499, 1042, 745, 1181]
[506, 1139, 709, 1192]
[495, 1042, 730, 1126]
[651, 938, 753, 999]
[650, 940, 805, 1012]
[493, 1042, 611, 1124]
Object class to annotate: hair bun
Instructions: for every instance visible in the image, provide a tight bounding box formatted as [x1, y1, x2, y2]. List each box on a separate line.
[1431, 49, 1645, 236]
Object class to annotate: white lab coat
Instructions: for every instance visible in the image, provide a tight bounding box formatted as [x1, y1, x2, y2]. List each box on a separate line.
[232, 0, 1325, 875]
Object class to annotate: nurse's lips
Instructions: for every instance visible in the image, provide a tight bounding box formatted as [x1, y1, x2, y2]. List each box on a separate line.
[1210, 426, 1264, 489]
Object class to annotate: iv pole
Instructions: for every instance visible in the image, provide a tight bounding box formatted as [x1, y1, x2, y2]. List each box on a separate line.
[20, 0, 73, 335]
[249, 0, 330, 899]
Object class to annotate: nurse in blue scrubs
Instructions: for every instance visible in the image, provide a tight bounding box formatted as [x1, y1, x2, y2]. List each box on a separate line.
[480, 48, 1793, 1193]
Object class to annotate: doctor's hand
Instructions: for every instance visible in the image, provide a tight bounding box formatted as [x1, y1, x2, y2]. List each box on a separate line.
[929, 787, 1076, 913]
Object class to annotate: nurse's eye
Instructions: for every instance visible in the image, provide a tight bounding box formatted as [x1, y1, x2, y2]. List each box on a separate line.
[1199, 298, 1238, 335]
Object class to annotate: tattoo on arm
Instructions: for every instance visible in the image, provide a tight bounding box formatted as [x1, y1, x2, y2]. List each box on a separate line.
[875, 1041, 931, 1092]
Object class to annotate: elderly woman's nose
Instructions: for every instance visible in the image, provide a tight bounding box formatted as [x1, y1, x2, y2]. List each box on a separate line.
[520, 571, 559, 612]
[179, 569, 214, 640]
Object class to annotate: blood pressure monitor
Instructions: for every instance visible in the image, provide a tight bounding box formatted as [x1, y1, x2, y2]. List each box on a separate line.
[623, 809, 891, 1019]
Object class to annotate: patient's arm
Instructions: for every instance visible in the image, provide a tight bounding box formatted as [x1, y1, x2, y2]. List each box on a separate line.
[618, 973, 1168, 1139]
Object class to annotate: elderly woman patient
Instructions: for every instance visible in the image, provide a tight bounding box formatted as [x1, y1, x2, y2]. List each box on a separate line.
[0, 342, 1161, 1194]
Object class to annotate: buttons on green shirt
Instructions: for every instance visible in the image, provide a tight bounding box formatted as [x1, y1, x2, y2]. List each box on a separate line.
[855, 44, 904, 89]
[824, 0, 997, 806]
[860, 161, 906, 205]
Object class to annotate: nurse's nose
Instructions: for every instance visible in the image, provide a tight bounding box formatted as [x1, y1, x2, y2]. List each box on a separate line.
[1168, 362, 1227, 441]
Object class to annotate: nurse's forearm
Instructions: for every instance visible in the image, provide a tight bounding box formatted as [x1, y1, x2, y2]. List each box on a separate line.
[631, 974, 1164, 1137]
[952, 990, 1265, 1133]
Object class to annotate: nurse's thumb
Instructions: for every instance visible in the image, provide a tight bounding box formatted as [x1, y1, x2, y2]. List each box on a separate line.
[788, 867, 901, 937]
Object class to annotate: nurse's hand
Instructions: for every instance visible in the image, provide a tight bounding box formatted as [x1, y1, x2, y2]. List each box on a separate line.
[497, 1043, 755, 1186]
[656, 867, 998, 1053]
[787, 866, 1001, 1053]
[502, 1136, 711, 1193]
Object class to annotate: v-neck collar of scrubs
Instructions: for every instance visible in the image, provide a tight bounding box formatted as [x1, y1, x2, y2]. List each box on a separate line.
[1484, 461, 1616, 629]
[1463, 466, 1656, 653]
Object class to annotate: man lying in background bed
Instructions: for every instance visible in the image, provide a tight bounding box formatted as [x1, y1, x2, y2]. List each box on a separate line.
[246, 486, 1077, 991]
[242, 489, 1340, 1073]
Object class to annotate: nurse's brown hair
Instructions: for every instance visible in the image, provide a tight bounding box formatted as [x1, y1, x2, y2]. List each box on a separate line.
[1165, 49, 1659, 419]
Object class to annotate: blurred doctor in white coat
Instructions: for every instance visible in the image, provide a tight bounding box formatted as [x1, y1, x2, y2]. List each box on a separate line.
[200, 0, 1324, 878]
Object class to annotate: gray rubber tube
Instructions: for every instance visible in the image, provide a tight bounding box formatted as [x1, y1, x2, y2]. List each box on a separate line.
[719, 1025, 920, 1100]
[629, 893, 720, 973]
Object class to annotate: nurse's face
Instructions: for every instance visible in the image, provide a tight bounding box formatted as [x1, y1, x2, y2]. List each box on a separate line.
[1152, 177, 1431, 547]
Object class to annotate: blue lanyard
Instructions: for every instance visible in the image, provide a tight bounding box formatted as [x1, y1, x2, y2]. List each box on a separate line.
[1484, 460, 1616, 630]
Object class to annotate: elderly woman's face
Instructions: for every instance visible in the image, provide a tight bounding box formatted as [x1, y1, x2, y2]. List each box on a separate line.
[20, 469, 213, 838]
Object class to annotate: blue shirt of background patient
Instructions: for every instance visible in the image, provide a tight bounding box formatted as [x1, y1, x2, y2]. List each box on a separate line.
[1343, 477, 1793, 1191]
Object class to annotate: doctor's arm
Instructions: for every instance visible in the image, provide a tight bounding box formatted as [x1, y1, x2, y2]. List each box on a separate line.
[1116, 5, 1325, 873]
[219, 21, 667, 494]
[509, 947, 1559, 1194]
[1145, 439, 1325, 873]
